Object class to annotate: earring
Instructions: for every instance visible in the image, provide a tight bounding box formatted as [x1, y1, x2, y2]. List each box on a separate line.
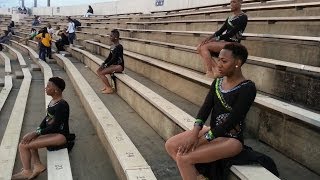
[236, 65, 239, 68]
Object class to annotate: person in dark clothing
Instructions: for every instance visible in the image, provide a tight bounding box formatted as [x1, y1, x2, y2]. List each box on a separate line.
[0, 30, 13, 44]
[84, 5, 94, 17]
[12, 77, 70, 180]
[165, 43, 258, 180]
[9, 21, 14, 28]
[97, 29, 124, 94]
[197, 0, 247, 78]
[55, 28, 70, 52]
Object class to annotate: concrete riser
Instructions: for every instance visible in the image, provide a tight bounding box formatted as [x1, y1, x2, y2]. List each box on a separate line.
[128, 22, 320, 37]
[59, 61, 127, 180]
[125, 31, 320, 67]
[146, 7, 320, 21]
[123, 54, 320, 174]
[65, 47, 244, 180]
[116, 80, 185, 140]
[119, 39, 320, 111]
[55, 56, 153, 180]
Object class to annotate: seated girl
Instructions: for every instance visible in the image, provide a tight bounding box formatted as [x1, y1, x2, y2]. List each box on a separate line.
[165, 43, 256, 180]
[96, 29, 124, 94]
[12, 77, 71, 180]
[197, 0, 247, 78]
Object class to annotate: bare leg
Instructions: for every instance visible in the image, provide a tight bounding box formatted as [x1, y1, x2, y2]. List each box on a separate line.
[165, 126, 210, 161]
[176, 137, 242, 180]
[13, 134, 66, 179]
[30, 149, 46, 179]
[96, 65, 123, 93]
[30, 149, 41, 165]
[198, 41, 230, 77]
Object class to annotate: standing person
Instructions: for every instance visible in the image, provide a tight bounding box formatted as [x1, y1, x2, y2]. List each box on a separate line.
[84, 5, 94, 17]
[11, 77, 71, 180]
[46, 23, 54, 59]
[165, 43, 258, 180]
[96, 29, 124, 94]
[35, 27, 52, 61]
[66, 17, 76, 47]
[197, 0, 247, 78]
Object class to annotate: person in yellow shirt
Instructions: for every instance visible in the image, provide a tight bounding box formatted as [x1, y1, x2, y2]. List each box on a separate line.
[35, 27, 52, 61]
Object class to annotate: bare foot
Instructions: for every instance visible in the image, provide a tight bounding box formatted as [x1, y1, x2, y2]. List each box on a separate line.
[101, 88, 113, 94]
[28, 164, 46, 179]
[197, 174, 208, 180]
[12, 169, 32, 180]
[100, 87, 107, 91]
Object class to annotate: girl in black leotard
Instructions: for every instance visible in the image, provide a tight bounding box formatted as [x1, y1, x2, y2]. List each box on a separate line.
[165, 43, 256, 180]
[197, 0, 248, 78]
[12, 77, 70, 180]
[97, 29, 124, 94]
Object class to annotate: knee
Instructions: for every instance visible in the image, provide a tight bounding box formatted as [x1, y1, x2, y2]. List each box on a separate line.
[97, 69, 102, 75]
[19, 142, 29, 150]
[176, 153, 191, 166]
[165, 138, 176, 155]
[197, 45, 202, 54]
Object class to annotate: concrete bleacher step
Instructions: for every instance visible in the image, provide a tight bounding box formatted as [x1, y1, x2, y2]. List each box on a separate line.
[75, 27, 320, 67]
[1, 43, 27, 68]
[126, 16, 320, 37]
[0, 66, 32, 179]
[14, 71, 24, 79]
[0, 78, 4, 87]
[12, 42, 121, 179]
[139, 1, 320, 20]
[0, 52, 12, 75]
[119, 69, 320, 180]
[66, 46, 282, 180]
[111, 36, 320, 111]
[76, 41, 320, 174]
[52, 54, 157, 179]
[54, 54, 179, 179]
[98, 28, 320, 67]
[30, 64, 41, 71]
[68, 45, 320, 179]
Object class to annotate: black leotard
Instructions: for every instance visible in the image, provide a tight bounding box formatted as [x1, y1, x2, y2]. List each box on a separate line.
[196, 78, 256, 143]
[213, 13, 248, 43]
[102, 44, 124, 69]
[38, 99, 70, 137]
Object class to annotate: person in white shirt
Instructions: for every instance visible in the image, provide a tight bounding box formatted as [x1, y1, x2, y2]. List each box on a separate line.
[66, 17, 76, 47]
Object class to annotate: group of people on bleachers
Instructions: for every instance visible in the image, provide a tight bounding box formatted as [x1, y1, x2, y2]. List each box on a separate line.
[0, 21, 15, 51]
[18, 7, 28, 14]
[11, 0, 278, 179]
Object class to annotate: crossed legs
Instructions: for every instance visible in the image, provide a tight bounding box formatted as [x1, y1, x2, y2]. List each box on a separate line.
[165, 128, 243, 180]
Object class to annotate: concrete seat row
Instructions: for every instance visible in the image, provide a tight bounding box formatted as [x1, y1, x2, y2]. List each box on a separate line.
[52, 52, 156, 179]
[81, 39, 320, 175]
[66, 45, 280, 180]
[0, 44, 32, 180]
[75, 28, 320, 67]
